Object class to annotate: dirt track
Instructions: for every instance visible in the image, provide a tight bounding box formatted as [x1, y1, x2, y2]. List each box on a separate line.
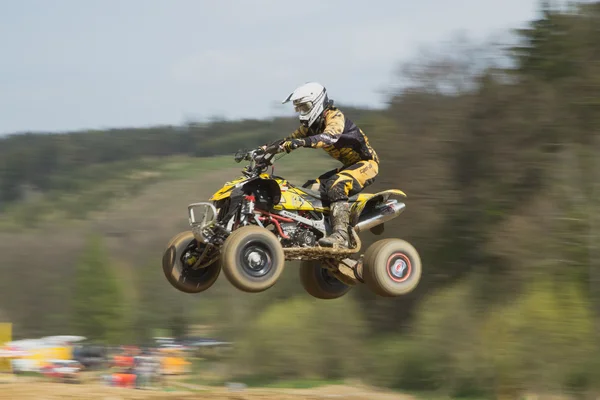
[0, 379, 416, 400]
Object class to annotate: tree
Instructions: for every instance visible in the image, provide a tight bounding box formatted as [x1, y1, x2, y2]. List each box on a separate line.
[70, 235, 126, 344]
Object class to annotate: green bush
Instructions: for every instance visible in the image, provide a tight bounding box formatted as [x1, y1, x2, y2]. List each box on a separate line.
[228, 295, 367, 383]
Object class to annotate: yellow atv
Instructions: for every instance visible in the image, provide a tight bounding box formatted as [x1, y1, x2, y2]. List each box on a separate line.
[162, 145, 422, 299]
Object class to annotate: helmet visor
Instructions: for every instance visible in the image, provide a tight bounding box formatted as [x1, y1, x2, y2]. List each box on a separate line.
[293, 100, 313, 115]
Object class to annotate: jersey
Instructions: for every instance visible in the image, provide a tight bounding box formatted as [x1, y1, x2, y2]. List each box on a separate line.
[286, 107, 379, 167]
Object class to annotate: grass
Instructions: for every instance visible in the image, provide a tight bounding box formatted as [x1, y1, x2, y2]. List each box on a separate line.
[181, 375, 345, 389]
[258, 378, 346, 389]
[182, 357, 346, 389]
[397, 388, 493, 400]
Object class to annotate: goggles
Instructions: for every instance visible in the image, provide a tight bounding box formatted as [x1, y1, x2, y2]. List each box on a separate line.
[293, 100, 313, 114]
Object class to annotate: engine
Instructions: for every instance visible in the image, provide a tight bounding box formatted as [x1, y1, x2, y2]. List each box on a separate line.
[291, 228, 317, 247]
[280, 223, 317, 247]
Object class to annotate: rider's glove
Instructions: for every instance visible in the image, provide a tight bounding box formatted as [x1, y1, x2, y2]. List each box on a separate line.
[281, 139, 306, 153]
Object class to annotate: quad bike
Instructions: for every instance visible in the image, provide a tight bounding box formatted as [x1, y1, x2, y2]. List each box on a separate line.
[162, 144, 422, 299]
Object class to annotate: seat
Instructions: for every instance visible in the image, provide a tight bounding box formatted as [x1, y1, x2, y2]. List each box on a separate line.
[297, 187, 360, 203]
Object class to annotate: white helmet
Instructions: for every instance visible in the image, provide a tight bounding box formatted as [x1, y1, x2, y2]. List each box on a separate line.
[282, 82, 330, 128]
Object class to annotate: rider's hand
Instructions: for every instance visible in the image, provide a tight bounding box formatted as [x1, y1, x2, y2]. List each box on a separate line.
[263, 143, 281, 155]
[281, 139, 306, 153]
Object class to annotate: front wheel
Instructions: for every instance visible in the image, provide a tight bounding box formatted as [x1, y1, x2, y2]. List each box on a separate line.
[162, 231, 221, 294]
[362, 238, 422, 297]
[221, 225, 285, 293]
[299, 261, 352, 300]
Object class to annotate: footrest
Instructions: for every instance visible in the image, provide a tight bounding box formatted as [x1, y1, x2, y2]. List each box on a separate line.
[283, 230, 363, 261]
[284, 246, 360, 260]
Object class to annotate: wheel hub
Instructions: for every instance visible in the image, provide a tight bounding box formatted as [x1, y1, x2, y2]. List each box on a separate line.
[247, 251, 264, 268]
[386, 253, 412, 283]
[242, 245, 272, 277]
[390, 259, 407, 278]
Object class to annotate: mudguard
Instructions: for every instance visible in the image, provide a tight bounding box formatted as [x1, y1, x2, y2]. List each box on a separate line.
[350, 189, 407, 226]
[209, 176, 248, 201]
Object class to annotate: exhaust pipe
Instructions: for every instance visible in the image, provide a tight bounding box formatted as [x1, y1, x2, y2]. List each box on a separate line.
[354, 200, 406, 233]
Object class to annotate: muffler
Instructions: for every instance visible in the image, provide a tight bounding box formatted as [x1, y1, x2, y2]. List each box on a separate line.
[354, 200, 406, 233]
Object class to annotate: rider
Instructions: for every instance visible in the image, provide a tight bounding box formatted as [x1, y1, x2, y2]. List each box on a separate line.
[266, 82, 380, 249]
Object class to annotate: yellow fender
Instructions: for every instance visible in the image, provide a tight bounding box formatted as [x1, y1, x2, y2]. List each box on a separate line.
[209, 176, 246, 201]
[350, 189, 407, 226]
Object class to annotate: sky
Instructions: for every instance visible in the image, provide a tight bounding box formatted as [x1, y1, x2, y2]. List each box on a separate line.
[0, 0, 547, 135]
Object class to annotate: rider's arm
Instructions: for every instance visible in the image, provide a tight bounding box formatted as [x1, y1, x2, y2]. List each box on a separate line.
[303, 109, 345, 148]
[286, 125, 308, 140]
[261, 125, 306, 152]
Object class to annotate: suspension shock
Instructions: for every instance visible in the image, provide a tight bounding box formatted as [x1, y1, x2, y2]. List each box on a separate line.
[241, 194, 256, 217]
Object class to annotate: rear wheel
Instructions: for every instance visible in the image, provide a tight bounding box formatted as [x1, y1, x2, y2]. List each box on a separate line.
[221, 225, 285, 292]
[162, 231, 221, 293]
[299, 261, 352, 300]
[362, 238, 421, 297]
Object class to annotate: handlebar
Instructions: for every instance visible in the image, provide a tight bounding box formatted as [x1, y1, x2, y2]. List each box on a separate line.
[234, 144, 282, 176]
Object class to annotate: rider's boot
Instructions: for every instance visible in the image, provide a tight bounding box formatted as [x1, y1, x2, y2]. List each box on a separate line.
[319, 201, 350, 248]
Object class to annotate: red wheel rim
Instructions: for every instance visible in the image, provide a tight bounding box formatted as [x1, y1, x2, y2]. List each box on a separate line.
[386, 252, 412, 283]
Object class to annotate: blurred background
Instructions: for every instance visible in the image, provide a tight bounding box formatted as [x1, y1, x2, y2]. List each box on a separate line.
[1, 1, 599, 399]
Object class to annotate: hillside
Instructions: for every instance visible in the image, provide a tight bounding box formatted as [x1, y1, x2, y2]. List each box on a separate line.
[0, 106, 375, 211]
[0, 151, 339, 230]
